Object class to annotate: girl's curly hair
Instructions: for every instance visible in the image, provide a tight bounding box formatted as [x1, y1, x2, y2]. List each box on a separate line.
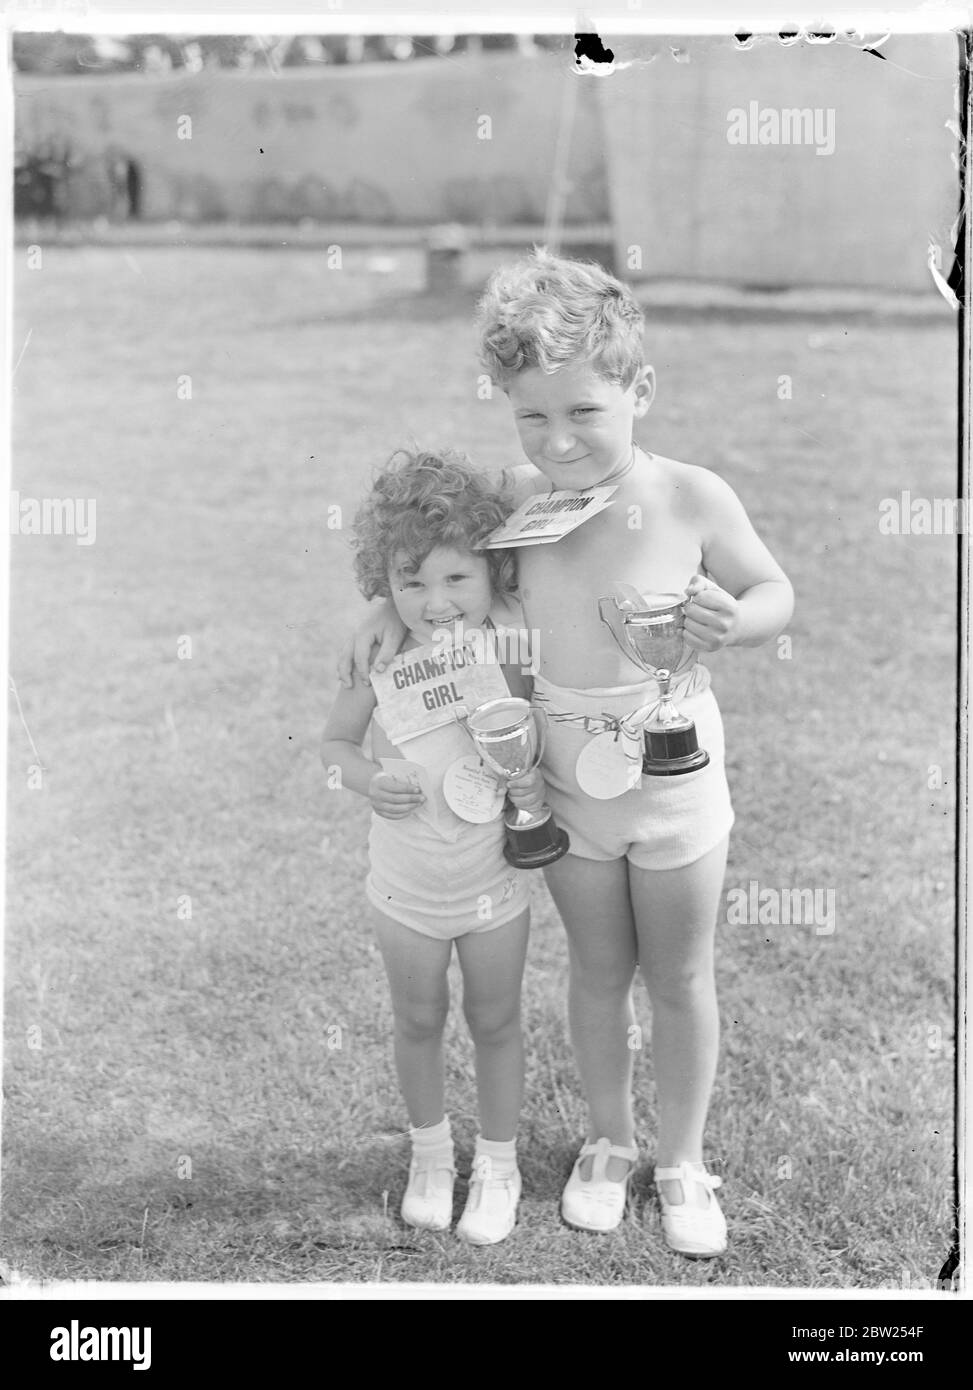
[352, 447, 518, 602]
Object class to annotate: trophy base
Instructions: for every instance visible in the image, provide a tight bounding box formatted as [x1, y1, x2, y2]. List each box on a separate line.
[641, 722, 711, 778]
[503, 809, 571, 869]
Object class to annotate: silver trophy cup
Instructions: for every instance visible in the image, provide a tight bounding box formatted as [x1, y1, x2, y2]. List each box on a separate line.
[464, 697, 569, 868]
[598, 589, 710, 777]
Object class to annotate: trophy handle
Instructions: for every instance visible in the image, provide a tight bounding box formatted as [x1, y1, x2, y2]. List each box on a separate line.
[452, 705, 494, 769]
[530, 704, 547, 768]
[598, 597, 632, 662]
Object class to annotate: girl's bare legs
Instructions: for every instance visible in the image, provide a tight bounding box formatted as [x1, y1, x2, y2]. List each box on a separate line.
[370, 908, 452, 1128]
[543, 854, 638, 1181]
[455, 909, 530, 1140]
[629, 835, 729, 1205]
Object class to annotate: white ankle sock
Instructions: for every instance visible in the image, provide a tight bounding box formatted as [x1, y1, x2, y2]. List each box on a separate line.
[471, 1134, 517, 1180]
[410, 1117, 453, 1155]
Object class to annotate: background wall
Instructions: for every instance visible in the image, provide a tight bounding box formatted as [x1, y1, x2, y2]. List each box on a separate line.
[599, 35, 958, 290]
[14, 54, 607, 225]
[14, 36, 960, 290]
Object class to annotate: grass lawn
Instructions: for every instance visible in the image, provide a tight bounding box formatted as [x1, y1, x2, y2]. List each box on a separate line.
[2, 245, 957, 1288]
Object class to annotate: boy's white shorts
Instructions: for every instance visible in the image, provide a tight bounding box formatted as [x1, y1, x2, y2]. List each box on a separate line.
[534, 673, 735, 872]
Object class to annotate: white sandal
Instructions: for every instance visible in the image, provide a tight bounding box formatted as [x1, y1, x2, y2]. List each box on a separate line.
[561, 1137, 639, 1232]
[457, 1166, 522, 1246]
[654, 1161, 727, 1257]
[401, 1149, 455, 1231]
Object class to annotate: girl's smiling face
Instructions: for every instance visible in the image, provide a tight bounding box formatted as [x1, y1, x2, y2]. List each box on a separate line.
[388, 545, 493, 644]
[506, 359, 655, 490]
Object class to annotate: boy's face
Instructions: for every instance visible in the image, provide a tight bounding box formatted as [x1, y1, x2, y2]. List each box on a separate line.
[388, 545, 493, 644]
[506, 360, 655, 490]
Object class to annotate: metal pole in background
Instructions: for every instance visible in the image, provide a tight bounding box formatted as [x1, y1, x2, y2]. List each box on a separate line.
[543, 65, 579, 254]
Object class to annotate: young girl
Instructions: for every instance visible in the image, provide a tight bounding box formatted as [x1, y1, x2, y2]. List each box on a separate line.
[321, 447, 542, 1246]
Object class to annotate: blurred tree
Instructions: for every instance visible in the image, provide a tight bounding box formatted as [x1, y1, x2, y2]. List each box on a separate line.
[13, 31, 538, 72]
[13, 33, 101, 73]
[384, 37, 416, 61]
[131, 35, 186, 70]
[140, 44, 173, 74]
[181, 41, 205, 74]
[293, 37, 332, 65]
[533, 34, 572, 52]
[188, 36, 257, 69]
[13, 135, 78, 219]
[411, 35, 458, 58]
[360, 36, 391, 63]
[86, 36, 137, 71]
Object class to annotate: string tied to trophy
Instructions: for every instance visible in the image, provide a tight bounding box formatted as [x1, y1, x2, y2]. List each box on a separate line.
[533, 656, 709, 799]
[533, 661, 707, 739]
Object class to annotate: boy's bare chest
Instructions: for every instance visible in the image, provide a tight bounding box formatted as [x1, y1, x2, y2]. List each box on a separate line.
[517, 491, 703, 615]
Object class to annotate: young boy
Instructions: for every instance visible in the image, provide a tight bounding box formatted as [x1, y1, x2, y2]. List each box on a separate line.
[341, 251, 793, 1256]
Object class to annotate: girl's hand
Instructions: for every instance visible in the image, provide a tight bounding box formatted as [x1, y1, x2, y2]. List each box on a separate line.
[336, 604, 408, 689]
[683, 575, 739, 652]
[368, 770, 425, 819]
[506, 768, 547, 817]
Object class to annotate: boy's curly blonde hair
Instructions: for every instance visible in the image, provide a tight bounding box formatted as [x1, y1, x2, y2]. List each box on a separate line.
[352, 447, 517, 602]
[475, 247, 644, 389]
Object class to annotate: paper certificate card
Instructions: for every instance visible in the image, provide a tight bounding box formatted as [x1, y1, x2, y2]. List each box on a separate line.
[575, 729, 643, 799]
[477, 486, 618, 548]
[442, 754, 505, 823]
[370, 635, 511, 746]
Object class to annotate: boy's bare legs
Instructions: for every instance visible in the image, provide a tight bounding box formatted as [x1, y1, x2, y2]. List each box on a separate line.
[370, 908, 452, 1127]
[543, 854, 639, 1181]
[456, 909, 530, 1140]
[629, 835, 728, 1206]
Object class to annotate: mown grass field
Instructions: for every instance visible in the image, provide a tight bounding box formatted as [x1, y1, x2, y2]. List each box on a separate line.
[2, 245, 957, 1289]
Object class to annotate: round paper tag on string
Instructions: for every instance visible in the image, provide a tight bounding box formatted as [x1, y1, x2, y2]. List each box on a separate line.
[575, 730, 643, 799]
[442, 754, 505, 823]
